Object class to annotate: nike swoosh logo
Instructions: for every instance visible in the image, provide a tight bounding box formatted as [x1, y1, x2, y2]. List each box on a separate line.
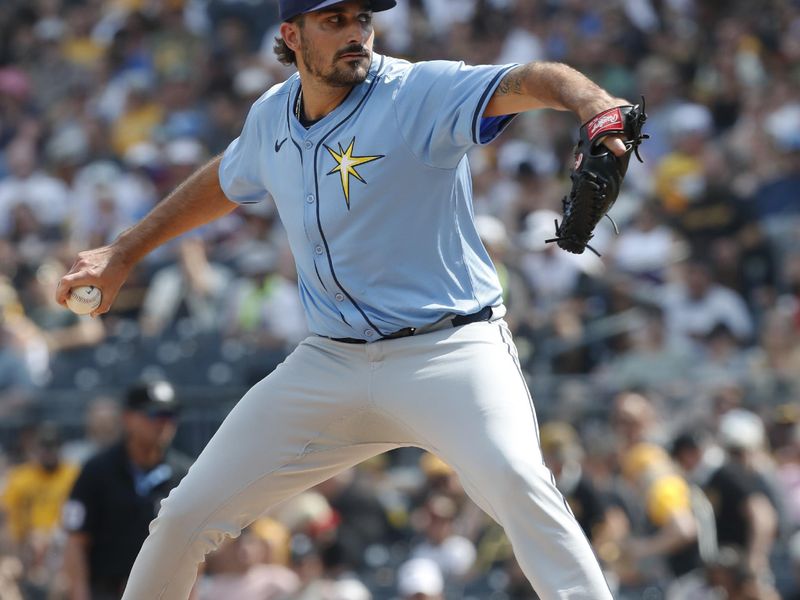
[275, 138, 288, 152]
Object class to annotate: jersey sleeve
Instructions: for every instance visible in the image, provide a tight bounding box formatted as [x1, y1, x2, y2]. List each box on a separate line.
[219, 100, 270, 205]
[393, 60, 519, 168]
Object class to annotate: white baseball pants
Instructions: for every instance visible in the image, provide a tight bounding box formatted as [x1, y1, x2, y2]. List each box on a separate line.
[121, 319, 611, 600]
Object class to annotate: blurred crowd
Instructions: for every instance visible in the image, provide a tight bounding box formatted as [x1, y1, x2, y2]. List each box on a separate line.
[0, 0, 799, 598]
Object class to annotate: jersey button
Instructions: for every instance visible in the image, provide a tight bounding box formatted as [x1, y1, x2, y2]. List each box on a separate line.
[364, 329, 375, 337]
[306, 194, 315, 204]
[314, 245, 323, 255]
[335, 293, 344, 302]
[304, 141, 313, 149]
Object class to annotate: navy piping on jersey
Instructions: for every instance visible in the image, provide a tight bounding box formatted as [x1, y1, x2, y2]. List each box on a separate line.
[312, 55, 386, 336]
[292, 76, 356, 330]
[310, 205, 354, 329]
[312, 261, 351, 327]
[291, 82, 357, 133]
[313, 261, 328, 291]
[285, 85, 304, 162]
[471, 64, 517, 144]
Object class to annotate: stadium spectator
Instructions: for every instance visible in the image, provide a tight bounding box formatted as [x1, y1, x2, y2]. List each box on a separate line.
[69, 160, 153, 250]
[789, 530, 800, 600]
[0, 137, 68, 240]
[612, 390, 664, 452]
[0, 550, 23, 600]
[0, 66, 35, 155]
[1, 274, 50, 390]
[109, 73, 163, 158]
[409, 495, 476, 582]
[314, 468, 399, 573]
[285, 533, 335, 600]
[396, 557, 444, 600]
[753, 102, 800, 238]
[224, 240, 307, 369]
[60, 396, 122, 466]
[138, 235, 234, 337]
[662, 258, 754, 345]
[599, 303, 693, 395]
[198, 522, 300, 600]
[667, 546, 781, 600]
[671, 429, 724, 490]
[746, 306, 800, 405]
[62, 380, 191, 600]
[610, 201, 676, 282]
[0, 422, 78, 599]
[517, 209, 600, 315]
[706, 409, 779, 582]
[539, 422, 615, 544]
[617, 443, 704, 588]
[474, 214, 533, 333]
[653, 103, 713, 215]
[0, 314, 36, 418]
[772, 412, 800, 533]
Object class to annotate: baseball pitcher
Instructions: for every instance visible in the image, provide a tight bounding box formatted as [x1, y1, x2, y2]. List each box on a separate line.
[57, 1, 647, 598]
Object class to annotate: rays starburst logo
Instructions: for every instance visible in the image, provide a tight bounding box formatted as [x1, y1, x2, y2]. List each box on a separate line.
[325, 138, 384, 209]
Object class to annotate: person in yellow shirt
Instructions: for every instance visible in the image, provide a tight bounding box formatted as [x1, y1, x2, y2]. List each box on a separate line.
[1, 422, 78, 596]
[2, 423, 79, 544]
[653, 103, 713, 214]
[618, 443, 709, 586]
[110, 77, 164, 157]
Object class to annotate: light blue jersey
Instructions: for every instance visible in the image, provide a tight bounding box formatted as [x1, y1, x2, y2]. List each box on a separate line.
[219, 54, 517, 341]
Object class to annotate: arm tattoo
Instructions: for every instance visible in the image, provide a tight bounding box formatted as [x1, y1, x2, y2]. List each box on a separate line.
[496, 65, 532, 96]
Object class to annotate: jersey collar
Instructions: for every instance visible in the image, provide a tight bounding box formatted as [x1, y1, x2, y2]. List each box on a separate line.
[289, 52, 384, 134]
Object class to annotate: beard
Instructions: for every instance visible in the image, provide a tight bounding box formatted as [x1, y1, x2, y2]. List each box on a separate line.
[301, 38, 371, 87]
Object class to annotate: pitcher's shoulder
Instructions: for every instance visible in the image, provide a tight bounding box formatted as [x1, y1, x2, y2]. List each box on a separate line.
[250, 75, 297, 112]
[379, 56, 468, 91]
[376, 54, 414, 84]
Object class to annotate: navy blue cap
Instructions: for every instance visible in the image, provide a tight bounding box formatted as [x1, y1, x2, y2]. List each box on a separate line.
[280, 0, 396, 22]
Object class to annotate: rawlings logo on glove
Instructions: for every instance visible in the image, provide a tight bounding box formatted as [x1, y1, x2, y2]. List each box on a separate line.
[586, 109, 624, 139]
[546, 100, 649, 256]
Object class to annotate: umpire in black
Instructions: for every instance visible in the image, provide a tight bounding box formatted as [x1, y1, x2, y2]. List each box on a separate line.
[62, 380, 193, 600]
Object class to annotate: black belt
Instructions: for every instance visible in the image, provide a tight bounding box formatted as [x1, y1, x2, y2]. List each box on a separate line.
[331, 306, 494, 344]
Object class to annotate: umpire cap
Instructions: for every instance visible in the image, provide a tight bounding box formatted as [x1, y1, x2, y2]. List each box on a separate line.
[280, 0, 396, 22]
[125, 380, 180, 416]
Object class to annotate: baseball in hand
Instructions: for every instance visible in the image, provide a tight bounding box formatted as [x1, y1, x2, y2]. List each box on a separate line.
[66, 286, 102, 315]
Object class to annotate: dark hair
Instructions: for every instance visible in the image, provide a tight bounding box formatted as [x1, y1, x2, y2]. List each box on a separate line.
[670, 429, 704, 457]
[273, 16, 304, 66]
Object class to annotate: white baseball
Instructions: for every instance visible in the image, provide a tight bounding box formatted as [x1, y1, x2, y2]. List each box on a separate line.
[66, 286, 102, 315]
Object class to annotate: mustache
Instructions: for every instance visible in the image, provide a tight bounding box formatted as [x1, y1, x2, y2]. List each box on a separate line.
[336, 46, 369, 59]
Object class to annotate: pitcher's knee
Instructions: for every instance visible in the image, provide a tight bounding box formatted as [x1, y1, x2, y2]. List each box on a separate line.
[149, 490, 242, 559]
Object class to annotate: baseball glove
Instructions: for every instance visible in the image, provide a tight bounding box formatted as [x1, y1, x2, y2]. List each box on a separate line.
[546, 100, 649, 256]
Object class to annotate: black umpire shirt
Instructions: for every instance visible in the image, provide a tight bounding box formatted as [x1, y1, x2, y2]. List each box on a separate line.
[63, 441, 192, 595]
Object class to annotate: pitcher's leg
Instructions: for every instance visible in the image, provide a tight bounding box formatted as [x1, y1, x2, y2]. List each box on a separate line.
[377, 323, 612, 600]
[122, 338, 396, 600]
